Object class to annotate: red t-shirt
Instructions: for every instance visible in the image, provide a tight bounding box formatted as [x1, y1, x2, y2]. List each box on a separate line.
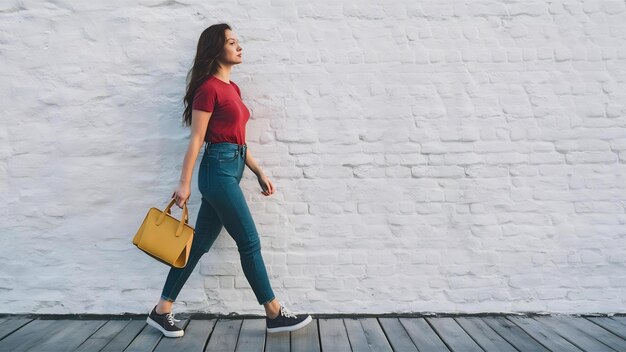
[192, 75, 250, 145]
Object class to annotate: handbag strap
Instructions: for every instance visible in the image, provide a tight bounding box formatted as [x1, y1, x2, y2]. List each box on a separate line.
[157, 197, 190, 237]
[175, 203, 188, 237]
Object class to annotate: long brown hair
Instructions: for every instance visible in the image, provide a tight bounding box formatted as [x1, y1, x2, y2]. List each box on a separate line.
[182, 23, 231, 127]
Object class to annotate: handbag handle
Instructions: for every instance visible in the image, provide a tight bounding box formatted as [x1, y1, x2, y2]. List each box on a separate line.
[163, 198, 188, 220]
[156, 197, 189, 237]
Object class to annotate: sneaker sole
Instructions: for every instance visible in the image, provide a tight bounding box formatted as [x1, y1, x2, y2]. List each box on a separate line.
[267, 315, 313, 333]
[146, 316, 185, 338]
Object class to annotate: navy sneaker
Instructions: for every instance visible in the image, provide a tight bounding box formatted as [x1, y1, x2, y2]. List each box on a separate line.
[146, 305, 184, 337]
[266, 305, 313, 333]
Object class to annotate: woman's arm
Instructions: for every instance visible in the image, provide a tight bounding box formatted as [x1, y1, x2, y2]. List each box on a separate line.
[245, 148, 264, 177]
[172, 110, 212, 206]
[245, 148, 275, 196]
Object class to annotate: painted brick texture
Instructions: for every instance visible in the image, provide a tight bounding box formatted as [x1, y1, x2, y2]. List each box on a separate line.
[1, 0, 625, 314]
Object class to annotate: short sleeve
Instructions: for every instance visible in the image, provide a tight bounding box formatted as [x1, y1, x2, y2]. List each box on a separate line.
[192, 84, 217, 112]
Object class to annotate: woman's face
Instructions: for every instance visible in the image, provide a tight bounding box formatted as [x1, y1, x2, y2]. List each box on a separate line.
[222, 29, 242, 64]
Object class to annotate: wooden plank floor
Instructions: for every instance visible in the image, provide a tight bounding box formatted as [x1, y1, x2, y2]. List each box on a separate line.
[0, 314, 625, 351]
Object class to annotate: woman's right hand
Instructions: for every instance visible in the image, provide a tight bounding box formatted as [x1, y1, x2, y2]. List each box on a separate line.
[171, 182, 191, 208]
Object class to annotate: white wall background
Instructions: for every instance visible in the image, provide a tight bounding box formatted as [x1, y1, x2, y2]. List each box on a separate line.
[1, 0, 626, 315]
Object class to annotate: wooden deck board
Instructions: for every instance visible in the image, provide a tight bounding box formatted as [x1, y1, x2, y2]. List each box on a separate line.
[506, 316, 582, 352]
[399, 317, 450, 352]
[205, 319, 242, 351]
[587, 317, 626, 340]
[359, 318, 393, 352]
[427, 317, 483, 352]
[0, 314, 624, 351]
[378, 317, 419, 352]
[290, 318, 320, 352]
[455, 317, 517, 352]
[75, 319, 133, 352]
[0, 319, 69, 352]
[550, 315, 626, 351]
[482, 316, 550, 352]
[30, 319, 106, 352]
[319, 318, 351, 352]
[0, 317, 33, 340]
[155, 318, 214, 351]
[235, 319, 266, 352]
[610, 316, 626, 328]
[100, 319, 146, 351]
[343, 318, 372, 351]
[531, 316, 615, 352]
[265, 329, 289, 352]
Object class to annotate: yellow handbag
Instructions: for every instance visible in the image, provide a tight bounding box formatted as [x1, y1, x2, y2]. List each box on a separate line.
[132, 197, 195, 268]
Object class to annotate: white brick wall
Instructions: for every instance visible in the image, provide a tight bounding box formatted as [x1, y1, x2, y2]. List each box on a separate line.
[1, 0, 626, 315]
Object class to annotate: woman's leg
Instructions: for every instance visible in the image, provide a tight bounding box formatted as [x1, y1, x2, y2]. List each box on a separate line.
[157, 196, 223, 311]
[208, 176, 276, 307]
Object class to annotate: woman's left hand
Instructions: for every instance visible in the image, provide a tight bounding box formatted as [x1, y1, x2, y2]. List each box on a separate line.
[257, 174, 275, 196]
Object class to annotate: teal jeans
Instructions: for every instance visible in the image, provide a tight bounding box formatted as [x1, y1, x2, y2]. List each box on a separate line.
[160, 142, 276, 305]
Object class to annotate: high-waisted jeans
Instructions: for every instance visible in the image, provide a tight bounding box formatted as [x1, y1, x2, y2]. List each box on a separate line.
[160, 142, 276, 305]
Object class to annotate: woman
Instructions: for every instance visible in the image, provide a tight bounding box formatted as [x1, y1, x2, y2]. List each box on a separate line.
[146, 23, 312, 338]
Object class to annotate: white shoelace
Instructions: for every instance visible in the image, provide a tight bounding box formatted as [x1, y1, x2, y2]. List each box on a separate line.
[164, 311, 181, 325]
[280, 305, 297, 319]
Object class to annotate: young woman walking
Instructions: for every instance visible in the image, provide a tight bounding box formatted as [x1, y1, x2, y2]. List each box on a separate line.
[146, 23, 312, 338]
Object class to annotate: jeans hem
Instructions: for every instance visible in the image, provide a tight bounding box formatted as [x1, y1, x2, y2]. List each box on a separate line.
[260, 296, 275, 305]
[160, 294, 175, 303]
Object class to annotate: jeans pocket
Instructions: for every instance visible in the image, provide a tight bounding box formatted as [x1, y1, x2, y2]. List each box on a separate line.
[216, 153, 241, 178]
[217, 150, 239, 163]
